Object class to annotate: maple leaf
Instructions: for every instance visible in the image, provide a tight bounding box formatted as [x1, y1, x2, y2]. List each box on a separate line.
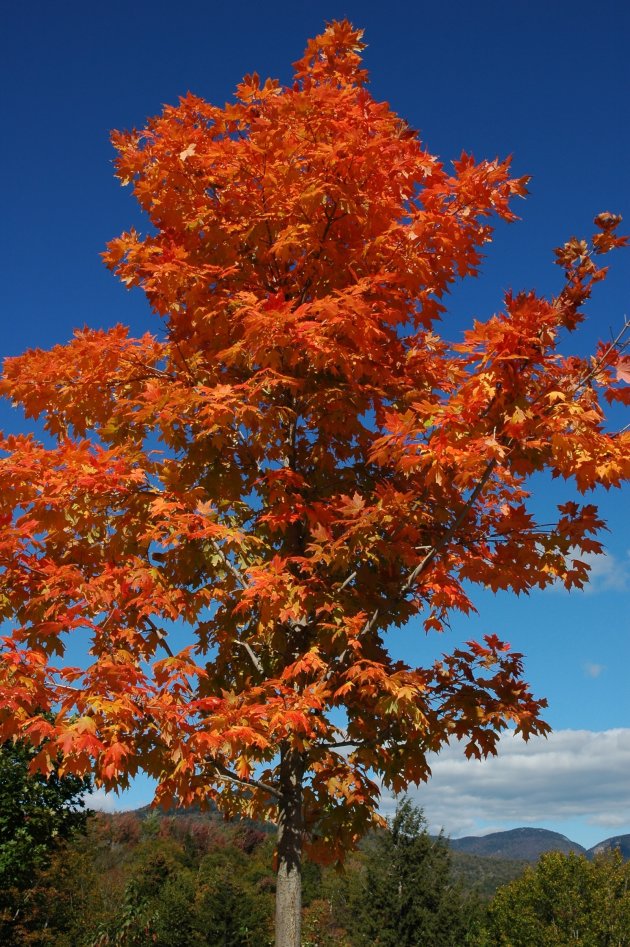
[616, 355, 630, 384]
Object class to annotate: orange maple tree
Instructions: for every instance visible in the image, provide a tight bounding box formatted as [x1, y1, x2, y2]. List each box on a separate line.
[0, 21, 628, 946]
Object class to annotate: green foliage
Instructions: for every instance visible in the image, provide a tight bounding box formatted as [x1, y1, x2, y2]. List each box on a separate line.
[484, 850, 630, 945]
[93, 843, 203, 946]
[451, 850, 529, 899]
[193, 847, 273, 946]
[5, 798, 629, 947]
[91, 833, 274, 946]
[5, 840, 106, 947]
[0, 737, 92, 944]
[0, 737, 91, 890]
[346, 799, 482, 946]
[301, 866, 356, 947]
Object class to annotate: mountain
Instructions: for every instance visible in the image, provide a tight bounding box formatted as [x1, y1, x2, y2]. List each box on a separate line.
[588, 834, 630, 860]
[127, 806, 630, 865]
[450, 827, 586, 862]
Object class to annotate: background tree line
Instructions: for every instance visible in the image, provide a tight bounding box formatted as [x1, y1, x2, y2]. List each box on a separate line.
[2, 740, 630, 946]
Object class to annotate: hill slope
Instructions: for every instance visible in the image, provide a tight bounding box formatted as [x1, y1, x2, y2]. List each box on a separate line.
[588, 834, 630, 860]
[450, 827, 586, 862]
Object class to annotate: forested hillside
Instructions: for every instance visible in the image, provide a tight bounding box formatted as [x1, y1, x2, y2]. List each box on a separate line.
[4, 800, 629, 946]
[0, 801, 508, 946]
[1, 737, 629, 945]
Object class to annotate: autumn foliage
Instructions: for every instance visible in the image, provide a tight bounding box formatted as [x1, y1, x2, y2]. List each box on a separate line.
[0, 19, 628, 877]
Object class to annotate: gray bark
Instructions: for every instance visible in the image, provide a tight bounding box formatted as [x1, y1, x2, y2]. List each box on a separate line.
[275, 745, 304, 947]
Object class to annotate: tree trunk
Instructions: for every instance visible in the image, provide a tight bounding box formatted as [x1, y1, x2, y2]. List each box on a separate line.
[275, 745, 304, 947]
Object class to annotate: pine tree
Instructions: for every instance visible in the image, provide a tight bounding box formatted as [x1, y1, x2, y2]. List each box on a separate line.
[348, 799, 477, 946]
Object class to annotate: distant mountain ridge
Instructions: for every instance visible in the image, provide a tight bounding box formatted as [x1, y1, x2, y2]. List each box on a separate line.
[588, 834, 630, 861]
[450, 827, 630, 863]
[128, 805, 630, 864]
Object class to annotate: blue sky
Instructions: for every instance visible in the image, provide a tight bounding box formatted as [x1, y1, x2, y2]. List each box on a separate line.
[2, 0, 629, 847]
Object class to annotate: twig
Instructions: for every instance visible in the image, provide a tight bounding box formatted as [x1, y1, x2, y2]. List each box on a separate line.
[145, 617, 175, 659]
[318, 740, 364, 750]
[338, 570, 357, 592]
[574, 317, 630, 395]
[173, 340, 197, 385]
[328, 457, 499, 679]
[123, 350, 175, 381]
[361, 606, 380, 636]
[402, 457, 498, 594]
[146, 615, 263, 679]
[236, 429, 263, 474]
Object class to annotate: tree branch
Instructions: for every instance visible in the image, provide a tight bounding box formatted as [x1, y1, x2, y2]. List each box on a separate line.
[318, 740, 364, 750]
[402, 457, 498, 594]
[214, 763, 281, 799]
[338, 570, 357, 592]
[328, 457, 499, 678]
[233, 639, 264, 675]
[144, 617, 175, 659]
[146, 615, 263, 678]
[574, 317, 630, 395]
[361, 606, 380, 636]
[208, 538, 248, 590]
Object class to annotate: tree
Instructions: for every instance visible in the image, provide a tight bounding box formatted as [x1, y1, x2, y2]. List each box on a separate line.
[347, 799, 479, 946]
[0, 737, 91, 941]
[484, 850, 630, 945]
[0, 19, 628, 947]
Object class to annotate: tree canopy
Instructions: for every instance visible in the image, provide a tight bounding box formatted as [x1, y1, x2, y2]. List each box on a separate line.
[0, 736, 91, 943]
[0, 19, 628, 946]
[486, 850, 630, 945]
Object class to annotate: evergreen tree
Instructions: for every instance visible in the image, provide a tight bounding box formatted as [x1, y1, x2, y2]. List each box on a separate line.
[348, 798, 477, 946]
[92, 837, 274, 947]
[193, 845, 273, 946]
[0, 736, 91, 890]
[0, 736, 91, 943]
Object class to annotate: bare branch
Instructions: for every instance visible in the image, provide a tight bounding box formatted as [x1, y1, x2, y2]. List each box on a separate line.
[234, 639, 264, 675]
[361, 606, 380, 636]
[172, 339, 198, 385]
[328, 457, 498, 680]
[144, 617, 175, 659]
[214, 763, 281, 799]
[318, 740, 364, 750]
[236, 429, 263, 473]
[338, 570, 357, 592]
[208, 538, 248, 590]
[574, 317, 630, 395]
[123, 350, 176, 381]
[146, 615, 263, 680]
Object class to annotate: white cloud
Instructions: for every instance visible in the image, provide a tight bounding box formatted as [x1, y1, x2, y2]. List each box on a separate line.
[84, 787, 118, 813]
[381, 729, 630, 841]
[583, 662, 605, 678]
[588, 812, 629, 828]
[545, 549, 629, 595]
[580, 551, 629, 594]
